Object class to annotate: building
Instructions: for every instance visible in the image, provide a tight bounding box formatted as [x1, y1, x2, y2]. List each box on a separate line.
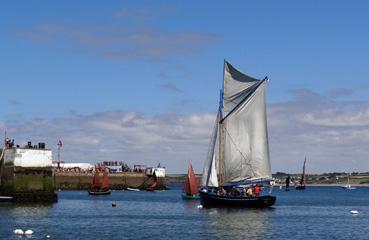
[145, 167, 166, 178]
[52, 161, 93, 171]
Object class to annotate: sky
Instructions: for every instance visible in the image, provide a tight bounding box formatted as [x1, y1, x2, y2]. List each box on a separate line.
[1, 1, 369, 174]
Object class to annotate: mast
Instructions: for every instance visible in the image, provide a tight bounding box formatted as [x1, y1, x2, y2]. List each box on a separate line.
[219, 120, 224, 186]
[218, 61, 225, 186]
[347, 173, 350, 186]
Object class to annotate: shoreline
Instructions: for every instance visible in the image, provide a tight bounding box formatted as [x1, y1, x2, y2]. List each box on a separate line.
[275, 183, 369, 187]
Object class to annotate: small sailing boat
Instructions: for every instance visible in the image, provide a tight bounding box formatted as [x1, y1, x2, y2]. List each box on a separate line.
[341, 173, 356, 190]
[146, 176, 157, 191]
[295, 157, 307, 190]
[199, 61, 276, 208]
[182, 162, 200, 199]
[88, 167, 111, 195]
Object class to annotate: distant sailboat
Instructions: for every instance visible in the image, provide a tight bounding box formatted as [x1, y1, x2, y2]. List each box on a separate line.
[146, 174, 158, 191]
[199, 61, 276, 208]
[88, 168, 111, 195]
[296, 157, 307, 190]
[182, 162, 199, 199]
[341, 173, 356, 190]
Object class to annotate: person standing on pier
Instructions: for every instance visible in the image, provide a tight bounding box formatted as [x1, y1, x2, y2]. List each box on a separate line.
[286, 175, 291, 190]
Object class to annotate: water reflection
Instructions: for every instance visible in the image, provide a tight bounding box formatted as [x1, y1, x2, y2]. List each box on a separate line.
[182, 199, 200, 210]
[202, 207, 274, 239]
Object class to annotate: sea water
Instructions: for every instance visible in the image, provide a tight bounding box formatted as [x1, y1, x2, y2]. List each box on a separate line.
[0, 186, 369, 239]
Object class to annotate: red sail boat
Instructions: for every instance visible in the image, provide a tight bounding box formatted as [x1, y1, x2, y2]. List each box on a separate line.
[146, 177, 157, 191]
[182, 162, 199, 199]
[88, 167, 111, 195]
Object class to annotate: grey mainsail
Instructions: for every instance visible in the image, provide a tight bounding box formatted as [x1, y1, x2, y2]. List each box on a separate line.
[203, 61, 271, 187]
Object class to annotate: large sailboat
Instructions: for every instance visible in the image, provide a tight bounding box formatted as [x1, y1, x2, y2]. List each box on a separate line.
[199, 61, 276, 208]
[88, 168, 111, 195]
[182, 162, 200, 199]
[295, 157, 307, 190]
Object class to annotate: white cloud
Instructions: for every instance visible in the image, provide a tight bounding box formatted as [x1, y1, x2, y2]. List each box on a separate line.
[300, 108, 369, 127]
[3, 90, 369, 174]
[3, 111, 215, 173]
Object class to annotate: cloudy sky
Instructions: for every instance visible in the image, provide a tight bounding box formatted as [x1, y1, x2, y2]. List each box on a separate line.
[1, 1, 369, 173]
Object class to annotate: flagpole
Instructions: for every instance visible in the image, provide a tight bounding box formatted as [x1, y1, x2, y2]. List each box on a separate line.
[57, 140, 62, 168]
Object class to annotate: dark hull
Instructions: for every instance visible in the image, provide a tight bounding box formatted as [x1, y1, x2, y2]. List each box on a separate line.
[295, 185, 306, 190]
[88, 189, 111, 195]
[199, 191, 276, 208]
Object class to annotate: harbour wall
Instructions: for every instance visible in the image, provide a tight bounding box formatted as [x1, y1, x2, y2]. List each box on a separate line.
[54, 172, 166, 190]
[0, 147, 57, 202]
[0, 166, 57, 202]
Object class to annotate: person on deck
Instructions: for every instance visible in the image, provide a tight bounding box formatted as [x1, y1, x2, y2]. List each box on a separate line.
[286, 175, 291, 189]
[246, 187, 253, 196]
[254, 184, 260, 196]
[234, 187, 241, 196]
[241, 187, 247, 197]
[219, 187, 226, 196]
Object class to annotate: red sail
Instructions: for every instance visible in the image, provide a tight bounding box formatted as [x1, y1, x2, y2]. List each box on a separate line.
[92, 168, 100, 189]
[151, 179, 157, 189]
[184, 163, 198, 195]
[101, 169, 110, 190]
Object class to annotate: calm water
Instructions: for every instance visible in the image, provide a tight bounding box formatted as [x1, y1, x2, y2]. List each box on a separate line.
[1, 186, 369, 240]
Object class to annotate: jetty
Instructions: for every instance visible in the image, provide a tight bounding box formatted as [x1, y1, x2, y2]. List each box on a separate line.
[54, 171, 166, 190]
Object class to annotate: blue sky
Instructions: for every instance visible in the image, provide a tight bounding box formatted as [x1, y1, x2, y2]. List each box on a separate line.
[1, 1, 369, 173]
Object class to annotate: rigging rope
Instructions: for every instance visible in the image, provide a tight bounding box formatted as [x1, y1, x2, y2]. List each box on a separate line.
[0, 148, 4, 185]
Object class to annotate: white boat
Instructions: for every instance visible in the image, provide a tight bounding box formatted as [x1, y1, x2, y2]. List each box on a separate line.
[126, 187, 140, 192]
[341, 174, 356, 190]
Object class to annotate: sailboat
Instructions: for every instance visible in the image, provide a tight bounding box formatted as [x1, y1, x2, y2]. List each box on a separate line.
[295, 158, 307, 190]
[199, 61, 276, 208]
[88, 168, 111, 195]
[182, 162, 200, 199]
[146, 173, 157, 191]
[341, 173, 356, 190]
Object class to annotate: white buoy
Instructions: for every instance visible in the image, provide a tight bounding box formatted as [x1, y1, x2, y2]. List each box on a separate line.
[46, 235, 51, 238]
[350, 210, 359, 215]
[197, 205, 203, 209]
[279, 186, 282, 190]
[24, 229, 33, 235]
[13, 229, 24, 235]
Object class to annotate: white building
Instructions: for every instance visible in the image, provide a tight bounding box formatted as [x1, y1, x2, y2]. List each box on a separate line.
[4, 147, 52, 168]
[145, 167, 166, 178]
[52, 162, 93, 171]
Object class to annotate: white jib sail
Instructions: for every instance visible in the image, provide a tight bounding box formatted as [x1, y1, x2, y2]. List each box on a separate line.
[201, 111, 219, 187]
